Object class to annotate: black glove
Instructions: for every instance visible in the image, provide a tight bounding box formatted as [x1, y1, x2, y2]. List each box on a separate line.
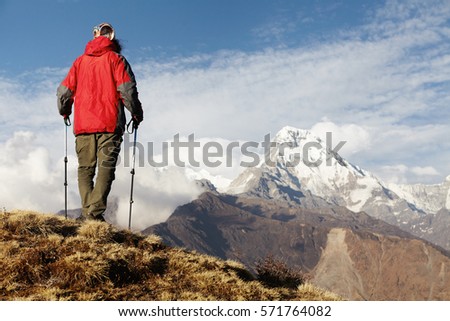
[127, 114, 142, 133]
[132, 114, 143, 127]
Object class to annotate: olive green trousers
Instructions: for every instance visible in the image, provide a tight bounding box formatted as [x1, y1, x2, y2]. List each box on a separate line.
[75, 133, 122, 219]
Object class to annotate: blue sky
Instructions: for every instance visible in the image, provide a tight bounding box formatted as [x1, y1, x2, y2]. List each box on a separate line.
[1, 0, 450, 228]
[0, 0, 376, 74]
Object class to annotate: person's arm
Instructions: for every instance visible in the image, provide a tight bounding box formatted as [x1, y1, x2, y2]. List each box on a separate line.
[115, 56, 144, 124]
[57, 62, 78, 118]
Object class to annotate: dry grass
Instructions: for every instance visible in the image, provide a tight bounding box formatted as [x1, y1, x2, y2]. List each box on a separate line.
[0, 210, 341, 301]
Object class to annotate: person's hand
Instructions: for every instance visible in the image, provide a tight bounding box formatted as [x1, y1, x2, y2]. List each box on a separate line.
[127, 114, 142, 132]
[132, 114, 143, 127]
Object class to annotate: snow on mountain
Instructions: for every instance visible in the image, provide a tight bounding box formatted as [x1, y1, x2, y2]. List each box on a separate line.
[272, 127, 379, 212]
[185, 167, 232, 192]
[388, 176, 450, 214]
[226, 126, 425, 226]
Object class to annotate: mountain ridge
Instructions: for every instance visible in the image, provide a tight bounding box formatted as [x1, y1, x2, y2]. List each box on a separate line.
[144, 192, 450, 300]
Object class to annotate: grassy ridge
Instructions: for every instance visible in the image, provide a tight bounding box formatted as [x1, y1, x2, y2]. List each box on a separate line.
[0, 210, 340, 301]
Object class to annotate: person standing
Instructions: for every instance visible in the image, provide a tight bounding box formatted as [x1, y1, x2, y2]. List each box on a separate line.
[57, 23, 143, 221]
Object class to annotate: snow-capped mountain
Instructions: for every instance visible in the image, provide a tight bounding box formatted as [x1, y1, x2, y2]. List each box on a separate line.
[228, 126, 421, 222]
[388, 177, 450, 214]
[225, 126, 449, 248]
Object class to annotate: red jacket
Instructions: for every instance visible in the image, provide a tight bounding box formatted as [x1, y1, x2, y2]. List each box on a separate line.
[57, 36, 143, 135]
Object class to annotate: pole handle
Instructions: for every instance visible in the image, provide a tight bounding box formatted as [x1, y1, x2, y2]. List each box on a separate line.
[64, 116, 71, 127]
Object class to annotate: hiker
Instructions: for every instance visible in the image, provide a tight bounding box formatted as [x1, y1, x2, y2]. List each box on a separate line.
[57, 23, 144, 221]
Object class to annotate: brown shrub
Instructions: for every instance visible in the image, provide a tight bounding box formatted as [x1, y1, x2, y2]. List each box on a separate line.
[255, 255, 308, 289]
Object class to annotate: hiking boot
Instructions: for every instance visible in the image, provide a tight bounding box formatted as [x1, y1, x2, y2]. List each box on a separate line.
[76, 214, 89, 222]
[92, 214, 106, 222]
[76, 213, 106, 222]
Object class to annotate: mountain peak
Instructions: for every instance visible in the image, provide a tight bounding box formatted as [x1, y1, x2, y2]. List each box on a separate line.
[274, 126, 318, 144]
[229, 125, 429, 226]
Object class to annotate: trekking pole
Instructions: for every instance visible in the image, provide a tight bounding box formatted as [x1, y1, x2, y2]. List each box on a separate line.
[63, 116, 71, 219]
[127, 119, 138, 230]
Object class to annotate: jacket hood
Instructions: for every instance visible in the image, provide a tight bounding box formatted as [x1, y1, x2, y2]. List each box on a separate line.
[84, 36, 117, 56]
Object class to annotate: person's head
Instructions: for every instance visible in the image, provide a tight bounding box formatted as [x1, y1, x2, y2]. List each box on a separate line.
[93, 22, 115, 40]
[91, 22, 122, 53]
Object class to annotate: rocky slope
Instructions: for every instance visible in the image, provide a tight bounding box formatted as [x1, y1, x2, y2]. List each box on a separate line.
[313, 227, 450, 300]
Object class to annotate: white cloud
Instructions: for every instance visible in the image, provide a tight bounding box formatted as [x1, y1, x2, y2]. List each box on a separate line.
[137, 21, 449, 142]
[112, 165, 202, 231]
[410, 166, 440, 177]
[377, 163, 441, 185]
[310, 121, 372, 156]
[0, 131, 78, 212]
[377, 164, 410, 184]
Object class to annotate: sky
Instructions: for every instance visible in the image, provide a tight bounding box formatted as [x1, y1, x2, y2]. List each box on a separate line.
[1, 0, 450, 230]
